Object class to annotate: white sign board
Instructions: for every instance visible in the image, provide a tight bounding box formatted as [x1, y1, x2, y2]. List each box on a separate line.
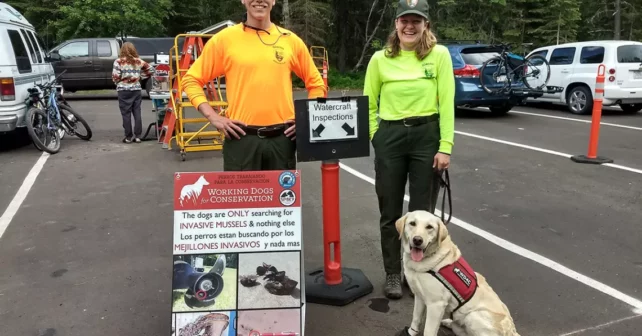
[308, 99, 358, 143]
[155, 53, 170, 64]
[172, 171, 305, 336]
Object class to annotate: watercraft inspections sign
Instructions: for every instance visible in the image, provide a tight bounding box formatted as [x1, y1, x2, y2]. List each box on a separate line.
[308, 98, 358, 142]
[171, 170, 304, 336]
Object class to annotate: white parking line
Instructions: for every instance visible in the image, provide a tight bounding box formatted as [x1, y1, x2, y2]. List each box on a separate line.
[339, 163, 642, 312]
[455, 130, 642, 175]
[558, 313, 642, 336]
[0, 152, 49, 240]
[509, 109, 642, 131]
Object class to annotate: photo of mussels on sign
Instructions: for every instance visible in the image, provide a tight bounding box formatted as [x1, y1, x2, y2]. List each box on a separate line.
[240, 261, 299, 295]
[237, 252, 301, 310]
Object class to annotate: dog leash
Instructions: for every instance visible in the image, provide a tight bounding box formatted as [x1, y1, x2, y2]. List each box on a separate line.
[438, 169, 452, 225]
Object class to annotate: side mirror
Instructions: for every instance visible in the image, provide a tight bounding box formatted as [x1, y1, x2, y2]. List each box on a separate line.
[47, 51, 61, 62]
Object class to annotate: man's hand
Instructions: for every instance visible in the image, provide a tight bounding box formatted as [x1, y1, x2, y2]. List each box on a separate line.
[433, 152, 450, 172]
[206, 111, 246, 140]
[284, 119, 296, 141]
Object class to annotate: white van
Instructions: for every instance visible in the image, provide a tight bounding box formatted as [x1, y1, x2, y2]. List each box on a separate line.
[526, 40, 642, 115]
[0, 3, 55, 134]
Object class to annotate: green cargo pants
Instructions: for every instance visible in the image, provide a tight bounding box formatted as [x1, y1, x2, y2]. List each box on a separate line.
[372, 115, 442, 275]
[222, 130, 296, 171]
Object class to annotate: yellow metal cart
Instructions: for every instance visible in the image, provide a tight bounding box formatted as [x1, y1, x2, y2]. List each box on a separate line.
[161, 33, 228, 161]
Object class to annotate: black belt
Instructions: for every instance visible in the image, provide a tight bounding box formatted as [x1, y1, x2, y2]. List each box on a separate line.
[382, 115, 438, 126]
[241, 124, 287, 138]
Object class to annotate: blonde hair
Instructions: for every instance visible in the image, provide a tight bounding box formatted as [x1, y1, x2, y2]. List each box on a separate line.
[119, 42, 139, 65]
[384, 22, 437, 60]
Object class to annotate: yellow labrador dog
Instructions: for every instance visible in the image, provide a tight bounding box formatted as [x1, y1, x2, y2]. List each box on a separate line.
[395, 210, 520, 336]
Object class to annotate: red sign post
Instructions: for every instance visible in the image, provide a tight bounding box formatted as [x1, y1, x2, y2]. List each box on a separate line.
[297, 64, 374, 306]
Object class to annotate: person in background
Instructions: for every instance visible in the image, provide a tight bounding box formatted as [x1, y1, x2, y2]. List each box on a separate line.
[181, 0, 326, 171]
[112, 42, 153, 143]
[363, 0, 455, 300]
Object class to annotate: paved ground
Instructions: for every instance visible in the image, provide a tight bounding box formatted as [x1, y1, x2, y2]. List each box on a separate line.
[1, 91, 642, 336]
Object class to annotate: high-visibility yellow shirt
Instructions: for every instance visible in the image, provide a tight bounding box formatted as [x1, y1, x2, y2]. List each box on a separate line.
[182, 23, 327, 126]
[363, 45, 456, 154]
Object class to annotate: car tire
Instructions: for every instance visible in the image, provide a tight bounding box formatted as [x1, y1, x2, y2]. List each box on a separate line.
[619, 103, 642, 114]
[488, 104, 513, 115]
[566, 86, 593, 115]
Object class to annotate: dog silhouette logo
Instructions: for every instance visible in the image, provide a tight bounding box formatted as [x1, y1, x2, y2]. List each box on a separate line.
[179, 175, 210, 207]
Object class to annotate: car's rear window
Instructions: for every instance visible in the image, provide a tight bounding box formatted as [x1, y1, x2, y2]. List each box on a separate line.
[617, 45, 642, 63]
[460, 48, 500, 65]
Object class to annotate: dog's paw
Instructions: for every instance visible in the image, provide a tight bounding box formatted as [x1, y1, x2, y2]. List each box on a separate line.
[440, 319, 453, 329]
[395, 326, 412, 336]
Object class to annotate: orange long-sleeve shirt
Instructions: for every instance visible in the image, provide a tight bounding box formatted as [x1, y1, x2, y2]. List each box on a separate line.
[182, 23, 327, 126]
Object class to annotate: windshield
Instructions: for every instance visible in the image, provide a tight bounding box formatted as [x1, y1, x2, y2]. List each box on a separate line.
[617, 45, 642, 63]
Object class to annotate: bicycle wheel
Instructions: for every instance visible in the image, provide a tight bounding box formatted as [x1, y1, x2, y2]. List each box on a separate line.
[25, 107, 61, 154]
[59, 104, 92, 140]
[521, 54, 550, 91]
[480, 56, 511, 94]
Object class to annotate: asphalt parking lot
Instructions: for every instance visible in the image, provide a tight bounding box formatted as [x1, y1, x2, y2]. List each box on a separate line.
[1, 91, 641, 336]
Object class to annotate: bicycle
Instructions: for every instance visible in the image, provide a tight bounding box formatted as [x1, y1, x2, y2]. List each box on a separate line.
[479, 43, 551, 94]
[24, 71, 92, 154]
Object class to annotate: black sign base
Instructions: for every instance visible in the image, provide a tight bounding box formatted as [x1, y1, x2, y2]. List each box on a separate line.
[570, 155, 614, 164]
[305, 266, 373, 306]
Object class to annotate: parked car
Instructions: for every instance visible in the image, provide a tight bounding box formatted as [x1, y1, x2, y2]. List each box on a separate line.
[46, 37, 183, 96]
[45, 21, 237, 97]
[444, 41, 544, 115]
[525, 40, 642, 114]
[0, 2, 55, 134]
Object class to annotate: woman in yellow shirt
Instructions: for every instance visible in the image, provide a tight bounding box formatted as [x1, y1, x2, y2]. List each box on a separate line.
[363, 0, 455, 300]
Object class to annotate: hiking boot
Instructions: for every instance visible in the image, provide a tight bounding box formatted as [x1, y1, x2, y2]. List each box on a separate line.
[384, 273, 402, 299]
[123, 137, 132, 144]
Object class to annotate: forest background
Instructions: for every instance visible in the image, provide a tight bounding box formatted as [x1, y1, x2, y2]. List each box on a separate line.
[7, 0, 636, 89]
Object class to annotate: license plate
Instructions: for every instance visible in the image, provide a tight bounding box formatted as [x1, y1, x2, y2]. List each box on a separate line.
[496, 75, 507, 82]
[633, 71, 642, 80]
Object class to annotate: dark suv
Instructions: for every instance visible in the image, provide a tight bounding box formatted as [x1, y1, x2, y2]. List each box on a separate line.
[444, 41, 536, 115]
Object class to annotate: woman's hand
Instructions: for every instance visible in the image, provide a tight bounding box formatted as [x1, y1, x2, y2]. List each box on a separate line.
[433, 152, 450, 171]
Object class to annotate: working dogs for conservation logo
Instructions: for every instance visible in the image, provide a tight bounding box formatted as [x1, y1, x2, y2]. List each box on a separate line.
[177, 174, 210, 207]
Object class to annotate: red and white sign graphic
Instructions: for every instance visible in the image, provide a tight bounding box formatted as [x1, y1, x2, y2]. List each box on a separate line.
[154, 63, 170, 80]
[174, 171, 301, 210]
[173, 171, 302, 254]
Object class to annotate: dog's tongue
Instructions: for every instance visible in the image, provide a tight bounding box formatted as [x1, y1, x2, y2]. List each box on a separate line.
[411, 248, 423, 262]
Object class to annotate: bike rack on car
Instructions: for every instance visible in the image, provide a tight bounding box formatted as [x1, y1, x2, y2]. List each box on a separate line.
[489, 85, 564, 99]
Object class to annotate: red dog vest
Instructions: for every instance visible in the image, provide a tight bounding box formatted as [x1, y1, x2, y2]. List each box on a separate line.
[428, 257, 478, 313]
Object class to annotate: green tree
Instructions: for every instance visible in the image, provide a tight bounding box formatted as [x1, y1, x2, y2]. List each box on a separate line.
[53, 0, 173, 41]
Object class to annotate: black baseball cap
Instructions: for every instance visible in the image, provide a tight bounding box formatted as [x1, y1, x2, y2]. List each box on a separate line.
[396, 0, 430, 20]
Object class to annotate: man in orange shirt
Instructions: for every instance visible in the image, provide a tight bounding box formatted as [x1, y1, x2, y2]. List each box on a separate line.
[182, 0, 327, 171]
